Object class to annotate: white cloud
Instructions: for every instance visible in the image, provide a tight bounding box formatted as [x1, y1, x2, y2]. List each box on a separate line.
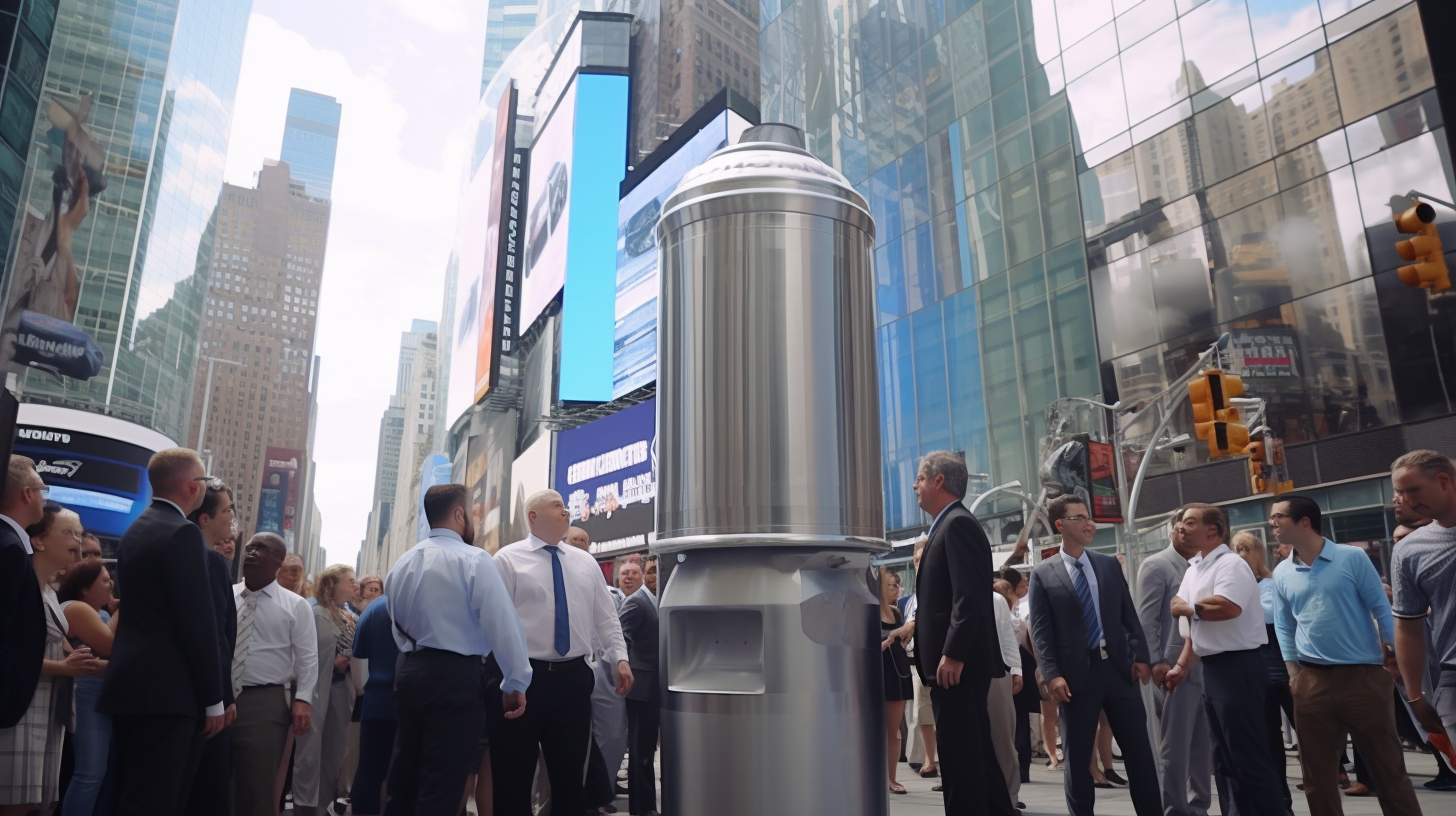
[225, 9, 485, 566]
[384, 0, 471, 34]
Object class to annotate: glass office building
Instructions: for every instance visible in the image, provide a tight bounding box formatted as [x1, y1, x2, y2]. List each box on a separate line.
[280, 88, 341, 200]
[761, 0, 1456, 543]
[10, 0, 252, 444]
[482, 0, 546, 95]
[0, 0, 59, 277]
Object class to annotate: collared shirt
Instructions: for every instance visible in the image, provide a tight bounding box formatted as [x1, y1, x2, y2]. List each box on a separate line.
[992, 592, 1022, 676]
[1059, 548, 1104, 642]
[156, 497, 187, 517]
[385, 528, 533, 694]
[927, 502, 958, 540]
[1272, 539, 1394, 666]
[1, 513, 32, 555]
[495, 533, 628, 664]
[904, 593, 918, 623]
[1177, 544, 1266, 657]
[233, 579, 319, 705]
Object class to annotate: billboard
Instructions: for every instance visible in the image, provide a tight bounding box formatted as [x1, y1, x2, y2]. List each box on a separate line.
[463, 407, 516, 553]
[257, 446, 302, 543]
[507, 434, 552, 546]
[11, 405, 174, 541]
[556, 72, 629, 402]
[1, 96, 108, 379]
[612, 110, 752, 399]
[552, 398, 656, 555]
[1039, 435, 1123, 525]
[473, 85, 523, 403]
[521, 80, 578, 334]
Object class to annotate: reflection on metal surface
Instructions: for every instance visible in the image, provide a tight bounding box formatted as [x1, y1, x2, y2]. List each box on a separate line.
[654, 123, 887, 816]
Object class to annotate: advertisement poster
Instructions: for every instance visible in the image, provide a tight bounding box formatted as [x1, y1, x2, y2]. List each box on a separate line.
[1087, 440, 1124, 523]
[507, 434, 552, 546]
[416, 453, 454, 542]
[474, 85, 519, 403]
[12, 421, 159, 539]
[257, 446, 302, 541]
[465, 407, 515, 553]
[552, 399, 656, 555]
[612, 111, 751, 399]
[2, 94, 107, 379]
[520, 81, 578, 333]
[1232, 329, 1299, 379]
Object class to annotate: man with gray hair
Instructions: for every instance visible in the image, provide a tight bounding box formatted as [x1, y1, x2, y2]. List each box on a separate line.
[911, 451, 1016, 816]
[489, 490, 632, 816]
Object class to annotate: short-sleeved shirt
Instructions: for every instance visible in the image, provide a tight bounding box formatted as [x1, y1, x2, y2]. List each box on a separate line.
[1391, 521, 1456, 669]
[1176, 544, 1267, 657]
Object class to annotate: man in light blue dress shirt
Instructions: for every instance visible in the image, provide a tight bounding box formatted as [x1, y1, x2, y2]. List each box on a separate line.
[1269, 495, 1421, 816]
[383, 483, 531, 816]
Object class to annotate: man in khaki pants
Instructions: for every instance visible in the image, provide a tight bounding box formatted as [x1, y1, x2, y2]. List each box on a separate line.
[1270, 495, 1422, 816]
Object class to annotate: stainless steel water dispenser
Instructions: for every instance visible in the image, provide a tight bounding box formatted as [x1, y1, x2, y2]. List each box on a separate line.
[652, 123, 888, 816]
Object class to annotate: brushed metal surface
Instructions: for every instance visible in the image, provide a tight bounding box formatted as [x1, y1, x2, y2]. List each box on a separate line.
[655, 134, 884, 543]
[659, 547, 887, 816]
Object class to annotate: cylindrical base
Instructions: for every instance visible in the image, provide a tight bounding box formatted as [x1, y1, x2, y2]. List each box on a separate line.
[657, 546, 888, 816]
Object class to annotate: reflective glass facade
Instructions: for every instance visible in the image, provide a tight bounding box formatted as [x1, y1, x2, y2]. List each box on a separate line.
[482, 0, 544, 95]
[761, 0, 1456, 534]
[12, 0, 252, 444]
[279, 88, 340, 201]
[0, 0, 58, 276]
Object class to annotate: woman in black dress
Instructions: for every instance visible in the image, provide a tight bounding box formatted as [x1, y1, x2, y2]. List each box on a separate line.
[880, 569, 915, 794]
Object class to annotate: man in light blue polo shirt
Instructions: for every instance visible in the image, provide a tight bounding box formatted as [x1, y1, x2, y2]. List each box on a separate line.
[1269, 495, 1421, 816]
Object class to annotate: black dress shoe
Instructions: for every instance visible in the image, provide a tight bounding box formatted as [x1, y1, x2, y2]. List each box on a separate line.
[1094, 781, 1114, 789]
[1425, 775, 1456, 792]
[1016, 802, 1026, 810]
[1104, 769, 1128, 786]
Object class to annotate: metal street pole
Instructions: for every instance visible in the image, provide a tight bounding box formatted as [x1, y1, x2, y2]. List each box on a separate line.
[195, 356, 242, 467]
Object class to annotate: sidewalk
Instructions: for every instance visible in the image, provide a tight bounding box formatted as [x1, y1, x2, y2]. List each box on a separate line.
[887, 751, 1452, 816]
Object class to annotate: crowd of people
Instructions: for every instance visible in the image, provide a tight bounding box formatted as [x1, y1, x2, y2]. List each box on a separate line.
[0, 450, 663, 816]
[895, 448, 1456, 816]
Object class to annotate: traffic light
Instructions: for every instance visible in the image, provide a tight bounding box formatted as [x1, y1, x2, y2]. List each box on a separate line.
[1245, 438, 1293, 494]
[1189, 369, 1248, 458]
[1395, 200, 1450, 293]
[1246, 440, 1268, 493]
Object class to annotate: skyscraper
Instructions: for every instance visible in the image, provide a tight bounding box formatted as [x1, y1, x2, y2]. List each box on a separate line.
[189, 159, 330, 540]
[280, 88, 341, 200]
[481, 0, 541, 95]
[7, 0, 252, 444]
[0, 0, 60, 277]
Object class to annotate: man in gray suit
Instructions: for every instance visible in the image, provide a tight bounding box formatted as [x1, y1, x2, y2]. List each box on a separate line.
[1137, 509, 1212, 816]
[619, 560, 659, 816]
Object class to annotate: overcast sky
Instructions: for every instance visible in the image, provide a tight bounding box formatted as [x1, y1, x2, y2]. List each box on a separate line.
[222, 0, 487, 568]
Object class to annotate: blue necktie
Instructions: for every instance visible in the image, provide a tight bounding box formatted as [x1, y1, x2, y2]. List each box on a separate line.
[1072, 561, 1103, 649]
[548, 545, 570, 656]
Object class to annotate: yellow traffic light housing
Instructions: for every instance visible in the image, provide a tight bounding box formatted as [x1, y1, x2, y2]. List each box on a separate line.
[1395, 200, 1450, 293]
[1190, 370, 1249, 457]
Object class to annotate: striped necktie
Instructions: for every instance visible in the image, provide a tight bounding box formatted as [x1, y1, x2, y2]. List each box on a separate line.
[1072, 561, 1103, 649]
[233, 588, 257, 698]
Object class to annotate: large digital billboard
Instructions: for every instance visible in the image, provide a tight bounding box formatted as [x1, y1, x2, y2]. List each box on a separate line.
[11, 405, 175, 542]
[552, 398, 655, 556]
[612, 109, 752, 399]
[257, 446, 302, 544]
[521, 80, 578, 334]
[473, 85, 523, 404]
[507, 434, 552, 546]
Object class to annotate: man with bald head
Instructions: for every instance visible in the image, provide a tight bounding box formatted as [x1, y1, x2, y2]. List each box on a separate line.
[230, 532, 318, 816]
[99, 447, 226, 816]
[490, 490, 631, 816]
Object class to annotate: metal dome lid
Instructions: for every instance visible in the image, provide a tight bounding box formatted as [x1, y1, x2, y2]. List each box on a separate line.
[657, 123, 874, 240]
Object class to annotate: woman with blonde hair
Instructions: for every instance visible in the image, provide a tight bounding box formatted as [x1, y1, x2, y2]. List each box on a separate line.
[292, 565, 357, 816]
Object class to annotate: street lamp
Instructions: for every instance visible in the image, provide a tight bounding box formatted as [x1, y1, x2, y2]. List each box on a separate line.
[196, 355, 243, 469]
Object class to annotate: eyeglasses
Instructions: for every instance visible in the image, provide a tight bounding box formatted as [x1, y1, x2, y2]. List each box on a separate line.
[1269, 513, 1291, 524]
[1061, 515, 1092, 524]
[27, 483, 49, 497]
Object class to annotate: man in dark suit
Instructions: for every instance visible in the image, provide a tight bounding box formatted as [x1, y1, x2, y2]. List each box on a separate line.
[0, 455, 48, 728]
[99, 447, 227, 816]
[1029, 495, 1160, 816]
[911, 451, 1015, 816]
[619, 560, 660, 816]
[187, 480, 239, 815]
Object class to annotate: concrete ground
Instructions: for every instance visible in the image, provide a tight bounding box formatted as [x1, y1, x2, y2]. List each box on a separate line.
[885, 749, 1452, 816]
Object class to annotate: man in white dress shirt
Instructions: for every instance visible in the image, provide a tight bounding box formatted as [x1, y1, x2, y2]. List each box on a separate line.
[385, 484, 532, 816]
[489, 489, 632, 816]
[230, 532, 318, 816]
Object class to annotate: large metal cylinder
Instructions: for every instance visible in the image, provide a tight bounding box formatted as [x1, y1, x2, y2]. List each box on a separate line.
[653, 124, 888, 816]
[655, 124, 883, 544]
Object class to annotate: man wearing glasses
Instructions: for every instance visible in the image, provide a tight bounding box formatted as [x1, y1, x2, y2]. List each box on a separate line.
[98, 448, 227, 816]
[0, 456, 50, 728]
[1029, 495, 1161, 816]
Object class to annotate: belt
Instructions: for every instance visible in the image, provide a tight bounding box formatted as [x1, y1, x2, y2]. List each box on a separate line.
[1202, 647, 1262, 664]
[529, 656, 587, 671]
[1088, 645, 1108, 661]
[407, 646, 475, 660]
[241, 683, 283, 690]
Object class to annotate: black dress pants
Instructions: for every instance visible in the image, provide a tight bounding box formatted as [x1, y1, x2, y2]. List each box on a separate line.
[384, 649, 484, 816]
[186, 723, 233, 815]
[585, 734, 616, 808]
[625, 698, 659, 815]
[1202, 649, 1286, 816]
[486, 656, 595, 816]
[931, 675, 1016, 816]
[1058, 657, 1162, 816]
[111, 714, 205, 816]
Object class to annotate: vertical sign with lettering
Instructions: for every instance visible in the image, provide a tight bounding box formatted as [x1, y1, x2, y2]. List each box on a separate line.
[474, 84, 521, 401]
